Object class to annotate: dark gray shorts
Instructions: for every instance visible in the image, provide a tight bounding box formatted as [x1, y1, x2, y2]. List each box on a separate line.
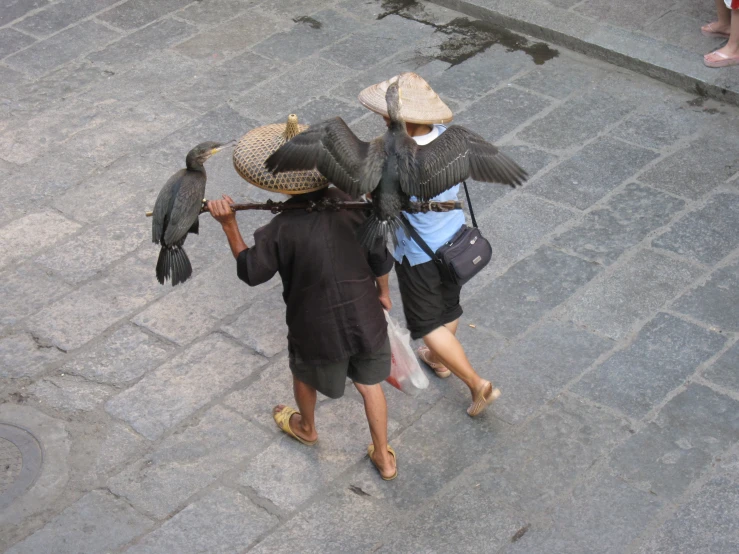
[394, 258, 463, 340]
[289, 337, 391, 399]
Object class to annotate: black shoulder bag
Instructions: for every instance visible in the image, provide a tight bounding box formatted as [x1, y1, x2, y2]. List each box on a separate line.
[401, 182, 492, 286]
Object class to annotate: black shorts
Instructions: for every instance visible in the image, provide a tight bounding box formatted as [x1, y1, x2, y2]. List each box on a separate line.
[394, 258, 463, 340]
[289, 337, 391, 399]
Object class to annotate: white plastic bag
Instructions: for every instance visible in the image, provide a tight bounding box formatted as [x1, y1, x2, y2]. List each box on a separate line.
[384, 310, 429, 395]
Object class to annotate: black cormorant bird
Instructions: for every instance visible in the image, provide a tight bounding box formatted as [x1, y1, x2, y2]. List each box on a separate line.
[265, 81, 528, 248]
[152, 141, 230, 286]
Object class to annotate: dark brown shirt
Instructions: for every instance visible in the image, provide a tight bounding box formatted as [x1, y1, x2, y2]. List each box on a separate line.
[237, 188, 393, 363]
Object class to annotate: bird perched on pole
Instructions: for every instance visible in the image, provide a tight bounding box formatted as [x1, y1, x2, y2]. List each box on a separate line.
[152, 141, 232, 286]
[265, 78, 527, 248]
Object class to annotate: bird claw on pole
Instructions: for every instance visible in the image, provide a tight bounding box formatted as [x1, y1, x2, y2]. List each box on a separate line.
[146, 198, 462, 217]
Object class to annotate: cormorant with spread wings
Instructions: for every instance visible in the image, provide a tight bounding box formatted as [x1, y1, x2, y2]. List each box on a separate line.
[265, 80, 527, 248]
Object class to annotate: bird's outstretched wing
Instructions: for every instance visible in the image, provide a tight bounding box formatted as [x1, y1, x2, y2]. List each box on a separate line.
[404, 126, 528, 200]
[163, 172, 206, 246]
[265, 117, 385, 198]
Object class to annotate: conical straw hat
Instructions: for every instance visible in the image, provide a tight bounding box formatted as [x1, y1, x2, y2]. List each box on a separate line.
[358, 72, 453, 124]
[232, 114, 328, 195]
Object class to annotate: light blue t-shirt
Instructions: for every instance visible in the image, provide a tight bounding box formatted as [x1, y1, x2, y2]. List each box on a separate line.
[393, 124, 466, 266]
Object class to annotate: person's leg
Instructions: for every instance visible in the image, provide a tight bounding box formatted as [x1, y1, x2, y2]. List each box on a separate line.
[423, 323, 500, 416]
[703, 0, 732, 34]
[422, 324, 484, 394]
[354, 382, 396, 479]
[422, 317, 461, 367]
[273, 376, 318, 443]
[709, 7, 739, 59]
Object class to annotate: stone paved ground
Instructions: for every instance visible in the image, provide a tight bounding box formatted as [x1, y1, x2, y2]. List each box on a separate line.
[1, 1, 739, 552]
[430, 0, 739, 104]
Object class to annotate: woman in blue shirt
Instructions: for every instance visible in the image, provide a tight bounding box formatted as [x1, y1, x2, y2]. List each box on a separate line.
[358, 73, 500, 417]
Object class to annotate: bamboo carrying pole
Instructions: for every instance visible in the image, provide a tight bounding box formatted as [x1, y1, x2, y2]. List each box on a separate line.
[145, 198, 463, 217]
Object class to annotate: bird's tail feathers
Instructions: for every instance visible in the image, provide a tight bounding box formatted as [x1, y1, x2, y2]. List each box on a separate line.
[357, 214, 411, 251]
[156, 245, 193, 286]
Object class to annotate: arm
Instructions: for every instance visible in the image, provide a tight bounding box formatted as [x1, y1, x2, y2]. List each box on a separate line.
[208, 195, 248, 259]
[375, 273, 392, 311]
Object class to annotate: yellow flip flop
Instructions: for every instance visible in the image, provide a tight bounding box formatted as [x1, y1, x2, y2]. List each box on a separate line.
[273, 406, 317, 446]
[368, 444, 398, 481]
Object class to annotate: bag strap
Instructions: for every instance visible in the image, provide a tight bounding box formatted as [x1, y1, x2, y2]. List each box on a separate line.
[462, 180, 478, 229]
[399, 213, 439, 262]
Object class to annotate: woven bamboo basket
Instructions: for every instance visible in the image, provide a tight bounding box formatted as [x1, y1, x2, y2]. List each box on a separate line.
[232, 114, 328, 194]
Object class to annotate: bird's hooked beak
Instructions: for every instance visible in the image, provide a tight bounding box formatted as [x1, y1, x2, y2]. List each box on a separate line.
[211, 139, 237, 155]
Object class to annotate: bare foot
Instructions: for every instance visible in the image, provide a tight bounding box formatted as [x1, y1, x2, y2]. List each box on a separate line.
[369, 445, 397, 480]
[273, 404, 318, 443]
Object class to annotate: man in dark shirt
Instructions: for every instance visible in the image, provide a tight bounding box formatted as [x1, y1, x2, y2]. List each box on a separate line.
[208, 188, 398, 479]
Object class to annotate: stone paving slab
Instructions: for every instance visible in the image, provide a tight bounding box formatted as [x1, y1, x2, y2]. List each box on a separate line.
[635, 474, 739, 553]
[109, 404, 272, 519]
[671, 258, 739, 332]
[559, 248, 705, 341]
[507, 472, 664, 554]
[610, 384, 739, 501]
[573, 312, 727, 418]
[6, 490, 153, 554]
[124, 486, 278, 554]
[106, 334, 267, 440]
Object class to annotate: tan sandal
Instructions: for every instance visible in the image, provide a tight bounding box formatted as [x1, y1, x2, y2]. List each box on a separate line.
[368, 444, 398, 480]
[467, 380, 501, 417]
[273, 406, 317, 446]
[417, 346, 451, 378]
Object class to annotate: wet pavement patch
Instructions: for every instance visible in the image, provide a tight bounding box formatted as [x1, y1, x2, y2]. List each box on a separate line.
[376, 1, 558, 66]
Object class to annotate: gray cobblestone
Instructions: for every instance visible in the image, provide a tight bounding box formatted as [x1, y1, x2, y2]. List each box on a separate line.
[0, 28, 36, 59]
[455, 85, 552, 142]
[636, 475, 739, 553]
[464, 246, 602, 338]
[6, 490, 153, 554]
[573, 313, 726, 418]
[704, 342, 739, 393]
[96, 0, 192, 31]
[640, 132, 739, 199]
[125, 486, 278, 554]
[517, 91, 636, 151]
[109, 405, 271, 519]
[5, 20, 120, 77]
[0, 210, 80, 271]
[0, 0, 50, 27]
[652, 193, 739, 265]
[87, 18, 198, 70]
[551, 182, 685, 265]
[526, 138, 659, 210]
[508, 473, 663, 554]
[105, 334, 267, 440]
[560, 248, 704, 340]
[174, 12, 282, 62]
[610, 384, 739, 501]
[13, 0, 121, 38]
[61, 324, 174, 386]
[0, 332, 65, 379]
[671, 259, 739, 332]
